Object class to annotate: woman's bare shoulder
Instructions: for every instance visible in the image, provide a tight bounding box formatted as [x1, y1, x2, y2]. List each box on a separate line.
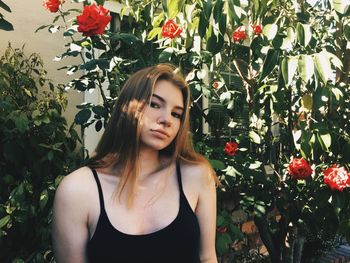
[179, 160, 214, 186]
[55, 166, 96, 203]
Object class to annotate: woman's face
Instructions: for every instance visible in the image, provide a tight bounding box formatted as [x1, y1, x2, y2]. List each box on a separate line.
[139, 79, 184, 152]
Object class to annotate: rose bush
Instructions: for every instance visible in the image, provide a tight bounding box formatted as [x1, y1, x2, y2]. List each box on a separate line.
[40, 0, 350, 261]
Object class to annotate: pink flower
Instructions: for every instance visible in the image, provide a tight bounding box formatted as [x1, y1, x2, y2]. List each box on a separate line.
[233, 27, 246, 42]
[288, 157, 313, 180]
[323, 165, 350, 191]
[77, 4, 112, 37]
[162, 19, 182, 39]
[225, 141, 239, 157]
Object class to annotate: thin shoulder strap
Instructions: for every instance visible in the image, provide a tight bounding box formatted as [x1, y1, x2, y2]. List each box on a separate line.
[176, 160, 184, 194]
[91, 169, 105, 210]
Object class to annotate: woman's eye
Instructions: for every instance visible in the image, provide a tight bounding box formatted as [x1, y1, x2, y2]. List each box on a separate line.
[150, 102, 160, 108]
[172, 112, 183, 119]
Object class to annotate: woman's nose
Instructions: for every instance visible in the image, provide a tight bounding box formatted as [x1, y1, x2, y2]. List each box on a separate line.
[157, 111, 172, 127]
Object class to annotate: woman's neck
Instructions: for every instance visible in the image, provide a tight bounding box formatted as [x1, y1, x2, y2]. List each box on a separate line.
[137, 148, 167, 181]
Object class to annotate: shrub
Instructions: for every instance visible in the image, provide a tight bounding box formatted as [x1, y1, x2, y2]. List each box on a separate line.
[0, 44, 82, 263]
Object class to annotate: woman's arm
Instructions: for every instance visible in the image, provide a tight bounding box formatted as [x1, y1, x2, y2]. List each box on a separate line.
[194, 165, 218, 263]
[52, 168, 91, 263]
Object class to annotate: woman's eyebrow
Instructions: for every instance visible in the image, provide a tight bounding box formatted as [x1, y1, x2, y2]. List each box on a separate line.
[152, 93, 184, 111]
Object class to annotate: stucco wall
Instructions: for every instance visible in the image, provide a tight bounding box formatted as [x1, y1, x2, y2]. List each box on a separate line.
[0, 0, 83, 126]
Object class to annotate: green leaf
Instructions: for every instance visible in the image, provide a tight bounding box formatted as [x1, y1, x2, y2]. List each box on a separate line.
[97, 59, 109, 70]
[95, 120, 102, 132]
[148, 27, 162, 40]
[249, 130, 261, 144]
[0, 18, 13, 31]
[209, 159, 225, 170]
[0, 215, 10, 229]
[114, 33, 140, 44]
[227, 0, 239, 25]
[252, 0, 260, 20]
[48, 150, 54, 161]
[0, 1, 11, 12]
[296, 23, 312, 47]
[217, 215, 225, 226]
[152, 13, 165, 27]
[202, 0, 212, 19]
[262, 24, 278, 41]
[227, 1, 245, 25]
[11, 259, 25, 263]
[64, 28, 77, 37]
[331, 0, 350, 14]
[344, 23, 350, 41]
[331, 87, 344, 100]
[281, 56, 298, 86]
[314, 52, 332, 84]
[206, 25, 224, 54]
[92, 105, 107, 116]
[75, 109, 91, 125]
[48, 25, 60, 34]
[216, 233, 231, 255]
[301, 94, 313, 111]
[39, 190, 49, 210]
[258, 49, 280, 83]
[326, 51, 343, 70]
[298, 54, 314, 83]
[35, 24, 50, 33]
[213, 0, 224, 22]
[14, 113, 29, 133]
[280, 27, 295, 50]
[80, 60, 98, 71]
[167, 0, 185, 18]
[198, 12, 209, 38]
[159, 47, 174, 62]
[320, 133, 331, 150]
[255, 202, 266, 216]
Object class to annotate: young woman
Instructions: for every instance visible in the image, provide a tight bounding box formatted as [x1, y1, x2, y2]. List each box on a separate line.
[52, 64, 218, 263]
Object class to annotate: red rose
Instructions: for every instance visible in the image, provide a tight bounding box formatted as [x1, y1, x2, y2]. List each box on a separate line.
[233, 27, 246, 42]
[43, 0, 63, 13]
[252, 24, 262, 35]
[217, 226, 228, 233]
[162, 19, 182, 39]
[288, 157, 313, 180]
[323, 165, 350, 191]
[77, 4, 112, 37]
[225, 141, 239, 156]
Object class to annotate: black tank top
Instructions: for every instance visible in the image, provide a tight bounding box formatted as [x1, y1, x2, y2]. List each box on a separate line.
[87, 162, 201, 263]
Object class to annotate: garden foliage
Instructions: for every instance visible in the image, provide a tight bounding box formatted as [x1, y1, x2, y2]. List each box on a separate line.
[39, 0, 350, 262]
[0, 44, 81, 262]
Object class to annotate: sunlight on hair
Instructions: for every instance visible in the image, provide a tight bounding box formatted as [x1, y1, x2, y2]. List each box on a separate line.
[122, 98, 146, 120]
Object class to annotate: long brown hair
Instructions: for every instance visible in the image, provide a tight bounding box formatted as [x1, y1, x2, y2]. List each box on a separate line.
[87, 64, 215, 206]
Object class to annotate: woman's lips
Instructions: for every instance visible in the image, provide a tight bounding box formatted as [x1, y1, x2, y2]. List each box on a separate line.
[151, 129, 169, 139]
